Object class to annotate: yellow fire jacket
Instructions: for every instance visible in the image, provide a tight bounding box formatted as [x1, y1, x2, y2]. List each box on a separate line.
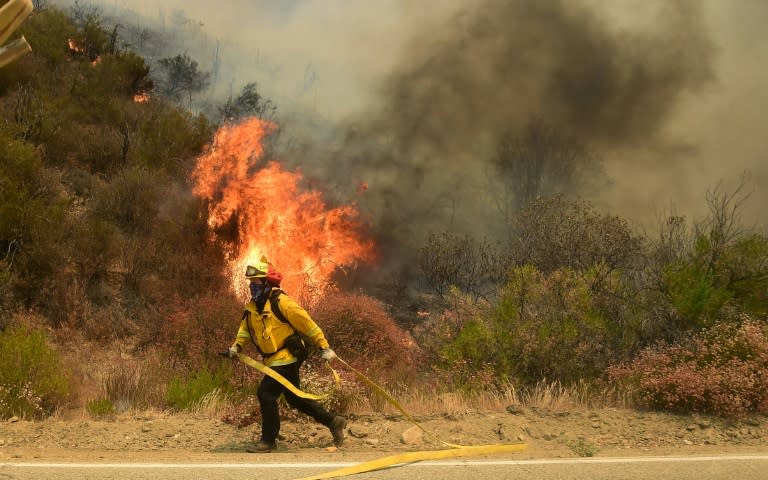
[230, 290, 330, 367]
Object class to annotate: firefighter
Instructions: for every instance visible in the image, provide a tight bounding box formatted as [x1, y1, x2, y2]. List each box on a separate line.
[225, 256, 347, 453]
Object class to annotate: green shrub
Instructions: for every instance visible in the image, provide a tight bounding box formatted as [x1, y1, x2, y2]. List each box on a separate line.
[86, 398, 115, 418]
[166, 366, 231, 411]
[656, 182, 768, 333]
[18, 8, 78, 69]
[0, 134, 63, 244]
[0, 131, 71, 319]
[569, 438, 599, 457]
[443, 316, 496, 368]
[663, 260, 732, 329]
[662, 232, 768, 331]
[90, 166, 161, 235]
[134, 102, 212, 174]
[443, 265, 616, 386]
[0, 325, 71, 418]
[720, 234, 768, 317]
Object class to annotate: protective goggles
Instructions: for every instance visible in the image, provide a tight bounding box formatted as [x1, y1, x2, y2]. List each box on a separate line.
[245, 265, 266, 277]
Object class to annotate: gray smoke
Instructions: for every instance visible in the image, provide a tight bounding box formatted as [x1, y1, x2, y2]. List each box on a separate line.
[50, 0, 768, 278]
[292, 0, 718, 276]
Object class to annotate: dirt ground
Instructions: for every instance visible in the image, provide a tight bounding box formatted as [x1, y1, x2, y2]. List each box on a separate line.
[1, 406, 766, 463]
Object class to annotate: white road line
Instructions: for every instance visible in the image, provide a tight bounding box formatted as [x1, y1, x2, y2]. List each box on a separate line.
[4, 455, 768, 469]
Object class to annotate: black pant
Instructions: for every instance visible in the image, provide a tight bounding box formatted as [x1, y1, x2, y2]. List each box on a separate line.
[257, 362, 335, 443]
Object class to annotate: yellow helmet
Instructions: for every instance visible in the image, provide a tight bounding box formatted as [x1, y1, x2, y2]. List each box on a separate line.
[245, 255, 270, 278]
[245, 255, 283, 285]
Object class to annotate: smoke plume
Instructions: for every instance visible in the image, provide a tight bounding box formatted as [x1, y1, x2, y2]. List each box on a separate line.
[51, 0, 768, 280]
[297, 0, 718, 276]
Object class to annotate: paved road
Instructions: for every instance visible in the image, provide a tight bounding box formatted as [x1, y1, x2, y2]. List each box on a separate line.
[2, 455, 767, 480]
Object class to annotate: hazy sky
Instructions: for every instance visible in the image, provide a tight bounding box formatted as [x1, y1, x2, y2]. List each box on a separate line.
[52, 0, 767, 234]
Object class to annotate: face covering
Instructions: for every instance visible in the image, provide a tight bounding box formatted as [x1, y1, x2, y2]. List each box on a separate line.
[250, 281, 268, 300]
[250, 281, 273, 313]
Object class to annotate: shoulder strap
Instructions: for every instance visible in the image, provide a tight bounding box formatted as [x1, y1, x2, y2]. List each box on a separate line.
[269, 290, 291, 325]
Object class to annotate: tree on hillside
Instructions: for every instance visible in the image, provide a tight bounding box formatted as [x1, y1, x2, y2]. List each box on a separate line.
[511, 195, 644, 280]
[218, 82, 277, 123]
[68, 1, 108, 61]
[417, 232, 508, 302]
[156, 53, 210, 108]
[0, 6, 222, 334]
[659, 176, 768, 330]
[490, 120, 601, 229]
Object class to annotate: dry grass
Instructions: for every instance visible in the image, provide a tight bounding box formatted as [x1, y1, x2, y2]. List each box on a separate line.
[51, 335, 633, 420]
[345, 379, 634, 417]
[189, 388, 233, 416]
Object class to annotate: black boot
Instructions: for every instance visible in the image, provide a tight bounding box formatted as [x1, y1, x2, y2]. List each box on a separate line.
[330, 416, 347, 447]
[246, 440, 276, 453]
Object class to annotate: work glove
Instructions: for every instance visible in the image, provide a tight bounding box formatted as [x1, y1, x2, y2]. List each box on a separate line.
[219, 346, 239, 359]
[320, 348, 337, 361]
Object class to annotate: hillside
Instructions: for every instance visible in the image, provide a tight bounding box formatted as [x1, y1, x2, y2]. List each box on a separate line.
[1, 2, 767, 430]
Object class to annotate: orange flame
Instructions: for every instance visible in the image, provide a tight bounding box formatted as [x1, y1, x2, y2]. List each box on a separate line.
[68, 38, 100, 66]
[133, 91, 151, 103]
[191, 117, 375, 302]
[67, 38, 83, 53]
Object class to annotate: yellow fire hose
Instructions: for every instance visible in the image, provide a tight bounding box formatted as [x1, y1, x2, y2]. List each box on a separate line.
[237, 353, 328, 400]
[236, 352, 527, 479]
[295, 444, 528, 480]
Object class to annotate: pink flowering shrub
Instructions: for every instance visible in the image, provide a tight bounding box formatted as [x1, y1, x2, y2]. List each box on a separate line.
[607, 316, 768, 416]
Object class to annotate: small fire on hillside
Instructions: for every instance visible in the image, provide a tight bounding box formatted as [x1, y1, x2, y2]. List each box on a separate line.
[191, 117, 375, 302]
[67, 38, 100, 66]
[67, 39, 83, 53]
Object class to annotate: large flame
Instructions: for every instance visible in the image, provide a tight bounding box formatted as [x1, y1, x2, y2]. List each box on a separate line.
[191, 117, 375, 303]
